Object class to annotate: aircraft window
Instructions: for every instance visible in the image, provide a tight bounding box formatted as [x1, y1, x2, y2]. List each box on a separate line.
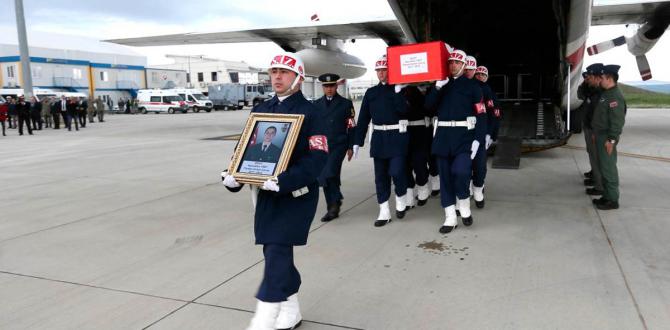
[150, 96, 161, 102]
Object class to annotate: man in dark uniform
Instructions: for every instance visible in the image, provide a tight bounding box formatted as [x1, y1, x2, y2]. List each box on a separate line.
[76, 97, 87, 128]
[402, 85, 432, 207]
[222, 52, 327, 330]
[16, 96, 33, 135]
[353, 54, 410, 227]
[51, 96, 66, 129]
[592, 64, 626, 210]
[245, 126, 283, 163]
[66, 97, 79, 131]
[425, 49, 486, 233]
[471, 65, 501, 208]
[314, 73, 356, 222]
[578, 63, 605, 195]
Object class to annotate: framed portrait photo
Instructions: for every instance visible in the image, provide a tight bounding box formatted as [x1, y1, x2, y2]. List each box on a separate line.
[228, 113, 305, 185]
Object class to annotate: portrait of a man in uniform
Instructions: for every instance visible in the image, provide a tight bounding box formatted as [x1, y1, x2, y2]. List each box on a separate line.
[238, 121, 290, 176]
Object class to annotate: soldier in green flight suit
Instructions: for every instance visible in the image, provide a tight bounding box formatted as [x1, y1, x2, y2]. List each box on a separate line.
[591, 64, 626, 210]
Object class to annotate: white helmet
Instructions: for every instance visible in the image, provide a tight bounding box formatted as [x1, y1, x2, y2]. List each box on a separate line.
[465, 56, 477, 70]
[269, 52, 305, 79]
[475, 66, 489, 76]
[448, 49, 467, 63]
[375, 54, 388, 70]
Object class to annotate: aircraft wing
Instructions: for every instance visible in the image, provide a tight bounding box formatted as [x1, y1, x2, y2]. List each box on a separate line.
[591, 1, 670, 26]
[104, 20, 408, 51]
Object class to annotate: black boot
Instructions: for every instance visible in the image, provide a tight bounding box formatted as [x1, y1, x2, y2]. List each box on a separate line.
[596, 199, 619, 210]
[586, 188, 603, 195]
[584, 171, 593, 179]
[475, 200, 485, 208]
[396, 209, 406, 219]
[321, 203, 340, 222]
[431, 190, 440, 196]
[584, 178, 595, 186]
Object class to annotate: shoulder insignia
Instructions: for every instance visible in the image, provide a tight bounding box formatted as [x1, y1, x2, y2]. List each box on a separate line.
[609, 101, 618, 108]
[350, 107, 355, 117]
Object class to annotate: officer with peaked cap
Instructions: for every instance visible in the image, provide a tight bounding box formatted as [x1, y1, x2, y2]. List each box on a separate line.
[314, 73, 356, 222]
[579, 63, 605, 196]
[353, 54, 410, 227]
[591, 64, 626, 210]
[425, 49, 486, 233]
[222, 51, 328, 330]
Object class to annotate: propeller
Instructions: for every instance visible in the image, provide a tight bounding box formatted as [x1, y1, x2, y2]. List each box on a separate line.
[587, 4, 670, 81]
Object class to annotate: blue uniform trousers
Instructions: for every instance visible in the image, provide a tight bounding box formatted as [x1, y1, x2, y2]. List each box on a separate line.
[429, 155, 439, 177]
[256, 244, 301, 303]
[373, 156, 407, 203]
[472, 145, 487, 187]
[407, 150, 430, 188]
[437, 153, 472, 207]
[322, 176, 343, 205]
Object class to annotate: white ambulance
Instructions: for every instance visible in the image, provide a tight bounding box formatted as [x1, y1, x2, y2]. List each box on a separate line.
[170, 88, 213, 112]
[137, 89, 188, 114]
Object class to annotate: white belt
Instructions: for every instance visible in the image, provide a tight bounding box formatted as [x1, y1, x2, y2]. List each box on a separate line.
[436, 120, 470, 128]
[408, 119, 428, 127]
[372, 124, 400, 131]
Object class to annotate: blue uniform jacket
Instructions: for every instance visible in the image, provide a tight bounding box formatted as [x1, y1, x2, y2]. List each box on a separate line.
[402, 86, 432, 153]
[354, 83, 409, 158]
[425, 76, 486, 157]
[476, 80, 501, 141]
[227, 91, 328, 246]
[314, 93, 355, 182]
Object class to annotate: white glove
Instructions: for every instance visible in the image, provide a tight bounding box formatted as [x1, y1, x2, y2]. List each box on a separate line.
[261, 179, 280, 192]
[394, 84, 407, 93]
[485, 135, 493, 150]
[470, 140, 480, 160]
[352, 145, 360, 159]
[435, 78, 449, 90]
[222, 171, 241, 188]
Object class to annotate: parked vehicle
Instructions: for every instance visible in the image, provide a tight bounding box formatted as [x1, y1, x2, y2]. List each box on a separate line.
[0, 88, 58, 101]
[208, 83, 271, 110]
[170, 88, 213, 112]
[137, 89, 188, 114]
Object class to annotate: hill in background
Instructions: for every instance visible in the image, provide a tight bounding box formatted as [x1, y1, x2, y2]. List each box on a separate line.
[619, 83, 670, 108]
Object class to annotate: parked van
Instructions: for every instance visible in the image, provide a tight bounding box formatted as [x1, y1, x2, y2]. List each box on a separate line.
[137, 89, 188, 114]
[0, 88, 58, 101]
[170, 88, 213, 112]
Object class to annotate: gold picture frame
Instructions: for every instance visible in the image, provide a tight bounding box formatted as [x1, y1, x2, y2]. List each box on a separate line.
[228, 113, 305, 185]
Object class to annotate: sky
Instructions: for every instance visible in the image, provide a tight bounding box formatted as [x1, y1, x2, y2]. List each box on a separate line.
[1, 0, 669, 83]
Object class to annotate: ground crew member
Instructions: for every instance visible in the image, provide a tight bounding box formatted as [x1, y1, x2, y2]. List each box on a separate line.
[95, 96, 106, 122]
[222, 52, 328, 330]
[314, 73, 356, 222]
[41, 96, 53, 128]
[402, 85, 432, 207]
[87, 97, 97, 123]
[353, 54, 410, 227]
[425, 49, 486, 233]
[591, 64, 626, 210]
[471, 65, 501, 208]
[578, 63, 605, 195]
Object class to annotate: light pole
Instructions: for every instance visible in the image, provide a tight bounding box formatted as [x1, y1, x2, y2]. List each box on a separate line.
[14, 0, 34, 98]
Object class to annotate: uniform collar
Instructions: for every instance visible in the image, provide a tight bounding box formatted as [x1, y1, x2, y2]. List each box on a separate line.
[267, 90, 304, 109]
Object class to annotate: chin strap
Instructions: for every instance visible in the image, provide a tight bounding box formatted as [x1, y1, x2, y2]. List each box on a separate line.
[277, 76, 301, 97]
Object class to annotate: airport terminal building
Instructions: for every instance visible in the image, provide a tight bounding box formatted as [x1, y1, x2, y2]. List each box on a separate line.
[0, 29, 186, 103]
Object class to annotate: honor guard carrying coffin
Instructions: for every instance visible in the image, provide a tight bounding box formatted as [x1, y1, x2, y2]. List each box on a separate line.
[471, 64, 501, 208]
[353, 54, 410, 227]
[425, 50, 486, 233]
[314, 73, 356, 222]
[591, 64, 626, 210]
[221, 52, 328, 330]
[400, 84, 432, 207]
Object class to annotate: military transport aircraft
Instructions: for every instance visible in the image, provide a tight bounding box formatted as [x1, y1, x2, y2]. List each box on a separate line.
[107, 0, 670, 166]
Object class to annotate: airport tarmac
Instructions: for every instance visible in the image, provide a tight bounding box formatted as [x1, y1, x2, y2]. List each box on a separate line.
[1, 108, 669, 330]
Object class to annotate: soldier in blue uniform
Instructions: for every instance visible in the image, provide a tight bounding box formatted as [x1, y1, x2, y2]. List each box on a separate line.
[222, 52, 328, 330]
[401, 85, 432, 207]
[314, 73, 356, 222]
[471, 65, 501, 208]
[353, 54, 410, 227]
[425, 49, 486, 233]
